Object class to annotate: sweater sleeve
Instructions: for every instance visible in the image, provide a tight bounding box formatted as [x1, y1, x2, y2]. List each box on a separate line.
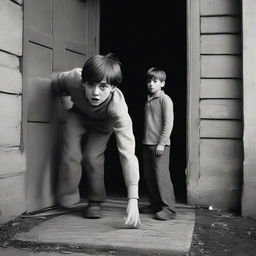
[110, 94, 140, 199]
[51, 72, 70, 96]
[158, 95, 174, 145]
[50, 68, 82, 96]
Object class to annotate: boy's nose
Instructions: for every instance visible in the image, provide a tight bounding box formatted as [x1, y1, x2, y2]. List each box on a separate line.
[92, 86, 100, 95]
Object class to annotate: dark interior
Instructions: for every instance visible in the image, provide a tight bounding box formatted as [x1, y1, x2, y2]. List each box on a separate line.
[99, 0, 187, 202]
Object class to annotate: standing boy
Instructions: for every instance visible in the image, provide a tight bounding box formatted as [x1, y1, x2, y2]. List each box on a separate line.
[141, 67, 176, 220]
[51, 53, 140, 228]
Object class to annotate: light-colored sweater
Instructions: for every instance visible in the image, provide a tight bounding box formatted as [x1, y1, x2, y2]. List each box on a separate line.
[143, 90, 174, 146]
[51, 68, 139, 199]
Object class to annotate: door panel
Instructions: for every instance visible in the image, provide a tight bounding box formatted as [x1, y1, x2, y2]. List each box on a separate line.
[26, 43, 53, 122]
[24, 0, 55, 212]
[27, 0, 53, 36]
[24, 0, 100, 212]
[26, 123, 55, 210]
[27, 77, 54, 122]
[65, 0, 88, 45]
[65, 50, 86, 70]
[27, 43, 53, 77]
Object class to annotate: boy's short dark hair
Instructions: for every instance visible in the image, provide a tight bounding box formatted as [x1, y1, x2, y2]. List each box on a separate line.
[146, 67, 166, 82]
[81, 53, 122, 87]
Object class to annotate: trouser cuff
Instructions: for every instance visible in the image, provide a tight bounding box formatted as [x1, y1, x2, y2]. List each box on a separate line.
[58, 191, 80, 208]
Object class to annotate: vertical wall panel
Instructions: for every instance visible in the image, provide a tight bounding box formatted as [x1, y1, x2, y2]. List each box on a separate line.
[188, 0, 242, 210]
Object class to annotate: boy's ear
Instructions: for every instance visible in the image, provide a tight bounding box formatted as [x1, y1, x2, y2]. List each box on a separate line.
[161, 81, 165, 88]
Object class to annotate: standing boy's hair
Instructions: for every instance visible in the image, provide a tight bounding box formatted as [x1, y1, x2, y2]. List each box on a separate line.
[81, 53, 122, 86]
[146, 67, 166, 82]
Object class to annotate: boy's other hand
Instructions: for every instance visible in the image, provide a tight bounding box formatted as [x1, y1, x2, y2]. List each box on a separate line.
[156, 144, 165, 156]
[60, 96, 73, 110]
[124, 198, 140, 228]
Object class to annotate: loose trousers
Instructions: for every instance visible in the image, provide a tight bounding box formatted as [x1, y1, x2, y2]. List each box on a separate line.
[57, 110, 112, 207]
[142, 145, 176, 213]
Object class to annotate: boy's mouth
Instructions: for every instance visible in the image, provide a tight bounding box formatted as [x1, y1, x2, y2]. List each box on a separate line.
[90, 97, 101, 105]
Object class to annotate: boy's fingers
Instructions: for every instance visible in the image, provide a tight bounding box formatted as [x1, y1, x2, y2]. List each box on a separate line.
[156, 150, 164, 156]
[125, 213, 140, 228]
[125, 213, 134, 224]
[125, 217, 140, 228]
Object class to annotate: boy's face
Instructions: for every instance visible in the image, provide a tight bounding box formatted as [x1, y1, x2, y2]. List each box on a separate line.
[83, 79, 114, 106]
[147, 78, 165, 94]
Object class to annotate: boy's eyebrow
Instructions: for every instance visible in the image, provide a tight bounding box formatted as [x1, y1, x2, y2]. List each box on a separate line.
[87, 81, 110, 85]
[98, 82, 111, 87]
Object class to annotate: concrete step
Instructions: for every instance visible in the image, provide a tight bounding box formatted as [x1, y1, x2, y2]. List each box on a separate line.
[13, 199, 195, 255]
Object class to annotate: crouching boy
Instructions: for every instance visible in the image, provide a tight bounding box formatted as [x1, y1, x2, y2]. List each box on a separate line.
[51, 53, 140, 228]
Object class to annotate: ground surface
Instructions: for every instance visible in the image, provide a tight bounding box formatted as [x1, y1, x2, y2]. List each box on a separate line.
[0, 208, 256, 256]
[190, 209, 256, 256]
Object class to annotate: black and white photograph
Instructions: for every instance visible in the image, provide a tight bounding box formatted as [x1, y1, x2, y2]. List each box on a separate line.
[0, 0, 256, 255]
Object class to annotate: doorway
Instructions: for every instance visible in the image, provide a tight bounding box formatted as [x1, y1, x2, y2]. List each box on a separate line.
[100, 0, 187, 203]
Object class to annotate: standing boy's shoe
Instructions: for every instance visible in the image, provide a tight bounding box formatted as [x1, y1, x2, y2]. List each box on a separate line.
[83, 202, 102, 219]
[154, 209, 176, 220]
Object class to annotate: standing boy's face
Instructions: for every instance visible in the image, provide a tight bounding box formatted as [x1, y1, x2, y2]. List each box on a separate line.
[83, 80, 114, 106]
[147, 78, 165, 94]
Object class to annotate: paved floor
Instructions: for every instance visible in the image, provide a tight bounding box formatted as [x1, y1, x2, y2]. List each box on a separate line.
[12, 198, 195, 255]
[0, 248, 98, 256]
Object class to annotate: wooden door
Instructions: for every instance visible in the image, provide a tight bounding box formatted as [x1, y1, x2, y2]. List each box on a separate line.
[23, 0, 100, 212]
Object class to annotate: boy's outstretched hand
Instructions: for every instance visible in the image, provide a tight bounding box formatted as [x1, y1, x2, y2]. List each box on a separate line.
[124, 198, 140, 228]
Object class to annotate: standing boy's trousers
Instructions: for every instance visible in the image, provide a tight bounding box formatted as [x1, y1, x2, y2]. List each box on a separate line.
[57, 110, 112, 207]
[142, 145, 176, 213]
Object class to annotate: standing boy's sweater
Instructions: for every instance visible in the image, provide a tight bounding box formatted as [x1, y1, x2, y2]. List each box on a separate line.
[51, 68, 139, 199]
[143, 90, 173, 146]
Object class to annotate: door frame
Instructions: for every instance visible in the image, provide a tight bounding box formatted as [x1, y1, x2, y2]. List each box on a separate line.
[186, 0, 200, 205]
[241, 0, 256, 217]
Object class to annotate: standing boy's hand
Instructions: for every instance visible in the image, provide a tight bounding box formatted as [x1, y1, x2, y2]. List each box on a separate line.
[124, 198, 140, 228]
[156, 144, 165, 156]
